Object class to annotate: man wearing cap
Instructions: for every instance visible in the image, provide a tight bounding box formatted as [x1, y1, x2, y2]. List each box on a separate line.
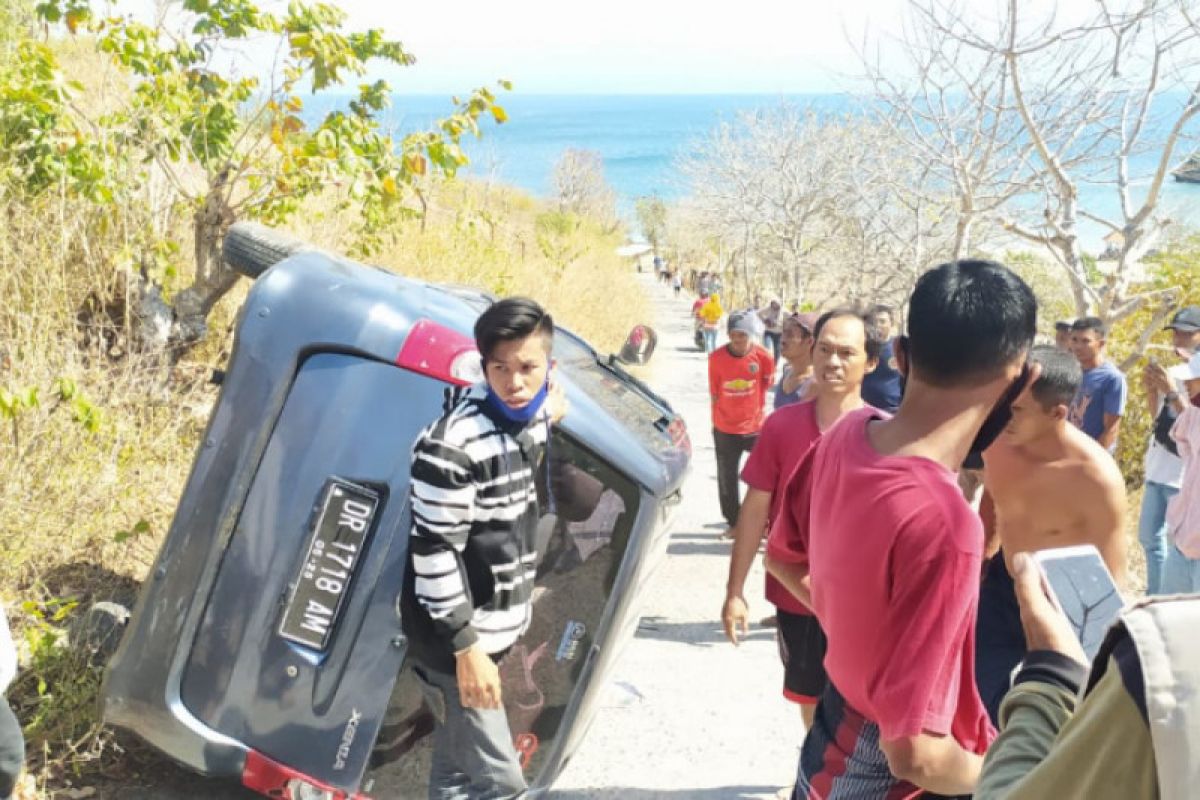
[774, 312, 820, 409]
[1140, 306, 1200, 593]
[709, 311, 775, 530]
[1054, 320, 1073, 351]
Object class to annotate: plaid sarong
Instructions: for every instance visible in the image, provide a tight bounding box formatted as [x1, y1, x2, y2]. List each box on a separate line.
[793, 682, 926, 800]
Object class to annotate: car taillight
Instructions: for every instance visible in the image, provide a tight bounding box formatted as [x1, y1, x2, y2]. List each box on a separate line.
[395, 318, 482, 386]
[666, 417, 690, 453]
[242, 749, 371, 800]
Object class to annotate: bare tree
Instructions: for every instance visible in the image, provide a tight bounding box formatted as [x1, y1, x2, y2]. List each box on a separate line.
[550, 149, 618, 231]
[908, 0, 1200, 367]
[859, 5, 1048, 260]
[678, 106, 863, 303]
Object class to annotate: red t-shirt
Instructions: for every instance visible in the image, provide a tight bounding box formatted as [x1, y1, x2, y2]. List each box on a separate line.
[708, 344, 774, 435]
[768, 407, 995, 752]
[741, 401, 821, 615]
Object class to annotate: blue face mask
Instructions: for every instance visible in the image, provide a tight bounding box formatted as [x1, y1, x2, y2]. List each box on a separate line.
[484, 379, 550, 425]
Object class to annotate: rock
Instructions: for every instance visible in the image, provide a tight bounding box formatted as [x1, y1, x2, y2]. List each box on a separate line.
[67, 601, 130, 664]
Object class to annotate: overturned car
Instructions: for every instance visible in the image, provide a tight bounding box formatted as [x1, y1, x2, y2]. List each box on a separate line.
[100, 223, 691, 799]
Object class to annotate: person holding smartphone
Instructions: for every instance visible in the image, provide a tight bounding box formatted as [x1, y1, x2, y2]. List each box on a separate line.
[1142, 306, 1200, 593]
[1159, 351, 1200, 594]
[977, 551, 1200, 799]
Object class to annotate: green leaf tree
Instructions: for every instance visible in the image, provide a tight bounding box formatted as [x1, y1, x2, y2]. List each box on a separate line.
[28, 0, 510, 355]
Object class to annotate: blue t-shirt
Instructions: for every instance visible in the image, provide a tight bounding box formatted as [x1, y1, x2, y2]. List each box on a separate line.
[774, 367, 809, 409]
[1068, 361, 1127, 446]
[861, 339, 903, 413]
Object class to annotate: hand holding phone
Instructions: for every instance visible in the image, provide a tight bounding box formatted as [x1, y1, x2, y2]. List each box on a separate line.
[1030, 545, 1125, 662]
[1010, 552, 1088, 666]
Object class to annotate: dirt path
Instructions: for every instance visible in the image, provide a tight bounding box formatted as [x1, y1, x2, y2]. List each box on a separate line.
[90, 274, 802, 800]
[547, 275, 800, 799]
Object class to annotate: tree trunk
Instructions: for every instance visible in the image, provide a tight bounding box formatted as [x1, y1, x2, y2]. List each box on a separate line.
[168, 172, 238, 362]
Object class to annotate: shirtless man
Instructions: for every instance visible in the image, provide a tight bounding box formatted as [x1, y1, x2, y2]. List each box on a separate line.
[975, 344, 1127, 724]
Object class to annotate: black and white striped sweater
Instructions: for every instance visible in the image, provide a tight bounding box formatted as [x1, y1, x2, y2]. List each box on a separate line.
[400, 384, 550, 672]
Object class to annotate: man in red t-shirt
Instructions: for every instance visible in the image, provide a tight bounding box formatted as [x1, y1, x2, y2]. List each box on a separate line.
[721, 310, 882, 732]
[766, 260, 1038, 799]
[709, 311, 775, 528]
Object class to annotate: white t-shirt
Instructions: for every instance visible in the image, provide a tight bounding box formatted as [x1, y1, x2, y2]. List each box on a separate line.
[1145, 363, 1189, 488]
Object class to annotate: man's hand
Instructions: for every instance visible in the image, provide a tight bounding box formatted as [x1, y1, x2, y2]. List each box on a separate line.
[722, 594, 750, 645]
[456, 645, 503, 709]
[1011, 552, 1088, 666]
[1143, 361, 1173, 395]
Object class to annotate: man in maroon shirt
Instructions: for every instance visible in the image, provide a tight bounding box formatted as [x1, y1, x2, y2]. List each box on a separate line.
[721, 309, 883, 732]
[766, 260, 1038, 799]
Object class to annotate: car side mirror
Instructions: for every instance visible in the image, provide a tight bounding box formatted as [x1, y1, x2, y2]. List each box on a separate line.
[616, 325, 657, 366]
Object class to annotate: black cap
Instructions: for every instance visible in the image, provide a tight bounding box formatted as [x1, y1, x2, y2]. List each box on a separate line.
[1166, 306, 1200, 333]
[1054, 320, 1072, 331]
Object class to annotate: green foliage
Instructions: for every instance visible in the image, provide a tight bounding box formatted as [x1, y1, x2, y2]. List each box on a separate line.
[534, 210, 583, 275]
[0, 376, 102, 453]
[1110, 237, 1200, 486]
[1002, 250, 1076, 335]
[27, 0, 510, 255]
[0, 40, 107, 200]
[113, 518, 150, 544]
[12, 598, 104, 763]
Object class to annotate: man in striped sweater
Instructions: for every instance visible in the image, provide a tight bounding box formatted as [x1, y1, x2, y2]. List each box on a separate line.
[401, 297, 564, 800]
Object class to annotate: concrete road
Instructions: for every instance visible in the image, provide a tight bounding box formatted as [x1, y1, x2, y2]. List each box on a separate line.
[547, 276, 801, 799]
[91, 274, 803, 799]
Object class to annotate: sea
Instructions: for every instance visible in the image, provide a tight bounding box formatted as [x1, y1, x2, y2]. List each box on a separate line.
[309, 93, 1200, 251]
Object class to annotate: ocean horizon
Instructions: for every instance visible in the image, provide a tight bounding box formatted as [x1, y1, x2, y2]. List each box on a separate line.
[306, 92, 1200, 251]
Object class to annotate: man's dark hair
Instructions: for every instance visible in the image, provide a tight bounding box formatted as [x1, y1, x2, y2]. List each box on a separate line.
[474, 297, 554, 361]
[812, 308, 886, 363]
[866, 304, 894, 323]
[1070, 316, 1107, 338]
[1028, 345, 1082, 410]
[907, 260, 1037, 386]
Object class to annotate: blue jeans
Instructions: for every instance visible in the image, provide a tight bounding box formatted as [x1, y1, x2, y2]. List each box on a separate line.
[1162, 543, 1200, 595]
[703, 328, 718, 353]
[1138, 481, 1179, 595]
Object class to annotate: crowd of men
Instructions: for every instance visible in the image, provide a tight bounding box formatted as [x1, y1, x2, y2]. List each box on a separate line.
[699, 263, 1200, 799]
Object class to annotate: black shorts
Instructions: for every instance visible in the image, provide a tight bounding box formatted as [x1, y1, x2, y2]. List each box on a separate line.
[776, 609, 827, 704]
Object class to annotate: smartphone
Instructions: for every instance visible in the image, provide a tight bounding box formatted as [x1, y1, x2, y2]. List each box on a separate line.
[1032, 545, 1125, 661]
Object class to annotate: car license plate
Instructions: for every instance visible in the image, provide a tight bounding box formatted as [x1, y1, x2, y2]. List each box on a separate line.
[278, 478, 380, 651]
